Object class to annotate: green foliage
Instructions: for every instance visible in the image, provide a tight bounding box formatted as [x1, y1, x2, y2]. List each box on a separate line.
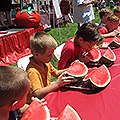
[48, 22, 78, 46]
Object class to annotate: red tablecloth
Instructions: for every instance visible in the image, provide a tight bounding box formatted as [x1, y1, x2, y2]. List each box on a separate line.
[45, 37, 120, 120]
[0, 25, 43, 65]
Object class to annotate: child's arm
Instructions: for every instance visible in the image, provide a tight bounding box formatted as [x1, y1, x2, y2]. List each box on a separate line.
[79, 56, 90, 63]
[78, 0, 97, 6]
[102, 30, 119, 37]
[33, 72, 73, 99]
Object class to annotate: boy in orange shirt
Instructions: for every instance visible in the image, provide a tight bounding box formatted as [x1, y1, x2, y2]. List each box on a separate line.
[26, 31, 73, 104]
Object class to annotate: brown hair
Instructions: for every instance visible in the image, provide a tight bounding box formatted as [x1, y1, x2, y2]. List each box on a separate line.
[30, 31, 57, 55]
[99, 8, 112, 19]
[113, 6, 120, 14]
[107, 14, 119, 22]
[0, 66, 30, 108]
[75, 22, 102, 42]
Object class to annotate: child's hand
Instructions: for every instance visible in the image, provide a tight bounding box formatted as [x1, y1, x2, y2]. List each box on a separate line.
[55, 72, 74, 86]
[112, 30, 119, 37]
[90, 0, 97, 4]
[79, 55, 90, 63]
[31, 97, 47, 106]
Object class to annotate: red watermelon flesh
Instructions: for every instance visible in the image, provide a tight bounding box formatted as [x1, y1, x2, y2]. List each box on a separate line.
[102, 47, 116, 61]
[58, 104, 81, 120]
[83, 65, 111, 87]
[86, 46, 101, 62]
[20, 99, 50, 120]
[66, 60, 88, 77]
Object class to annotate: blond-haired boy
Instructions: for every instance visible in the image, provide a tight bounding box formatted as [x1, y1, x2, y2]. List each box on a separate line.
[26, 31, 73, 104]
[100, 14, 119, 37]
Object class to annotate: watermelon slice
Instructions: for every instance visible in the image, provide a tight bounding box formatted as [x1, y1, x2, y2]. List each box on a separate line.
[58, 104, 81, 120]
[83, 65, 111, 88]
[20, 99, 50, 120]
[66, 60, 88, 78]
[99, 47, 116, 64]
[108, 36, 120, 48]
[86, 46, 101, 62]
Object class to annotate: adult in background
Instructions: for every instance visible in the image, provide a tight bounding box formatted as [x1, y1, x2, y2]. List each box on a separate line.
[0, 0, 14, 30]
[71, 0, 96, 29]
[99, 0, 106, 10]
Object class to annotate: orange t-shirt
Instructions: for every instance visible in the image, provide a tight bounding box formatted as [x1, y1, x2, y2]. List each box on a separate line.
[26, 57, 57, 104]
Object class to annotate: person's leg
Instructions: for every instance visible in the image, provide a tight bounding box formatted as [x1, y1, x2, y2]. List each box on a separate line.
[6, 11, 12, 26]
[78, 23, 80, 30]
[0, 11, 6, 26]
[0, 11, 8, 30]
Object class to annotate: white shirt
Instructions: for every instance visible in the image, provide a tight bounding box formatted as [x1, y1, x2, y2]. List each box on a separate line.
[73, 0, 95, 24]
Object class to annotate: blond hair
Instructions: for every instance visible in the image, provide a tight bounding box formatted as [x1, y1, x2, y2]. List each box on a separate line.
[99, 8, 112, 19]
[30, 31, 57, 55]
[113, 6, 120, 14]
[0, 66, 30, 108]
[107, 14, 119, 22]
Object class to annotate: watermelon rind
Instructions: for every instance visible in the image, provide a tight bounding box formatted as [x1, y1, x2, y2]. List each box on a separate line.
[66, 60, 88, 78]
[83, 65, 111, 87]
[44, 105, 50, 120]
[87, 47, 101, 62]
[99, 47, 116, 64]
[108, 37, 120, 47]
[58, 104, 81, 120]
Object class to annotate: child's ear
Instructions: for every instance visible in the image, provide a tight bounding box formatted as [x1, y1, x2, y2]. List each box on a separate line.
[79, 37, 84, 42]
[34, 53, 39, 57]
[10, 100, 18, 111]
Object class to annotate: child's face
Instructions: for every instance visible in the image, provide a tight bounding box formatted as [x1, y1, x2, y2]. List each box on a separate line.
[36, 48, 54, 63]
[103, 13, 111, 23]
[108, 21, 119, 32]
[80, 39, 97, 52]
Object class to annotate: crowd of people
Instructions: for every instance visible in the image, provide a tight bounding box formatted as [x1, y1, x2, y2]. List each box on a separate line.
[1, 0, 120, 120]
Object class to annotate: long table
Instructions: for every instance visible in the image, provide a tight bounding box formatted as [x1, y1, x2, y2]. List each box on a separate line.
[45, 37, 120, 120]
[0, 25, 43, 65]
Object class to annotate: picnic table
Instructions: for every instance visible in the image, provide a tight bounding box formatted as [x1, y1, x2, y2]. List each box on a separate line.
[45, 37, 120, 120]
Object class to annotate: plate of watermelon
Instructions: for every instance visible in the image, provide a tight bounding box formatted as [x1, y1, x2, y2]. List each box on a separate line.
[65, 62, 111, 93]
[100, 37, 120, 49]
[85, 46, 115, 68]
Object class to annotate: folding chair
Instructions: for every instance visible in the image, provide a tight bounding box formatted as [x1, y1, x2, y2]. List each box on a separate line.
[54, 43, 65, 60]
[17, 54, 33, 71]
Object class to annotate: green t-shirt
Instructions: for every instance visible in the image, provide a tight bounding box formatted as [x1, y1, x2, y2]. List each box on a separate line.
[109, 0, 114, 7]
